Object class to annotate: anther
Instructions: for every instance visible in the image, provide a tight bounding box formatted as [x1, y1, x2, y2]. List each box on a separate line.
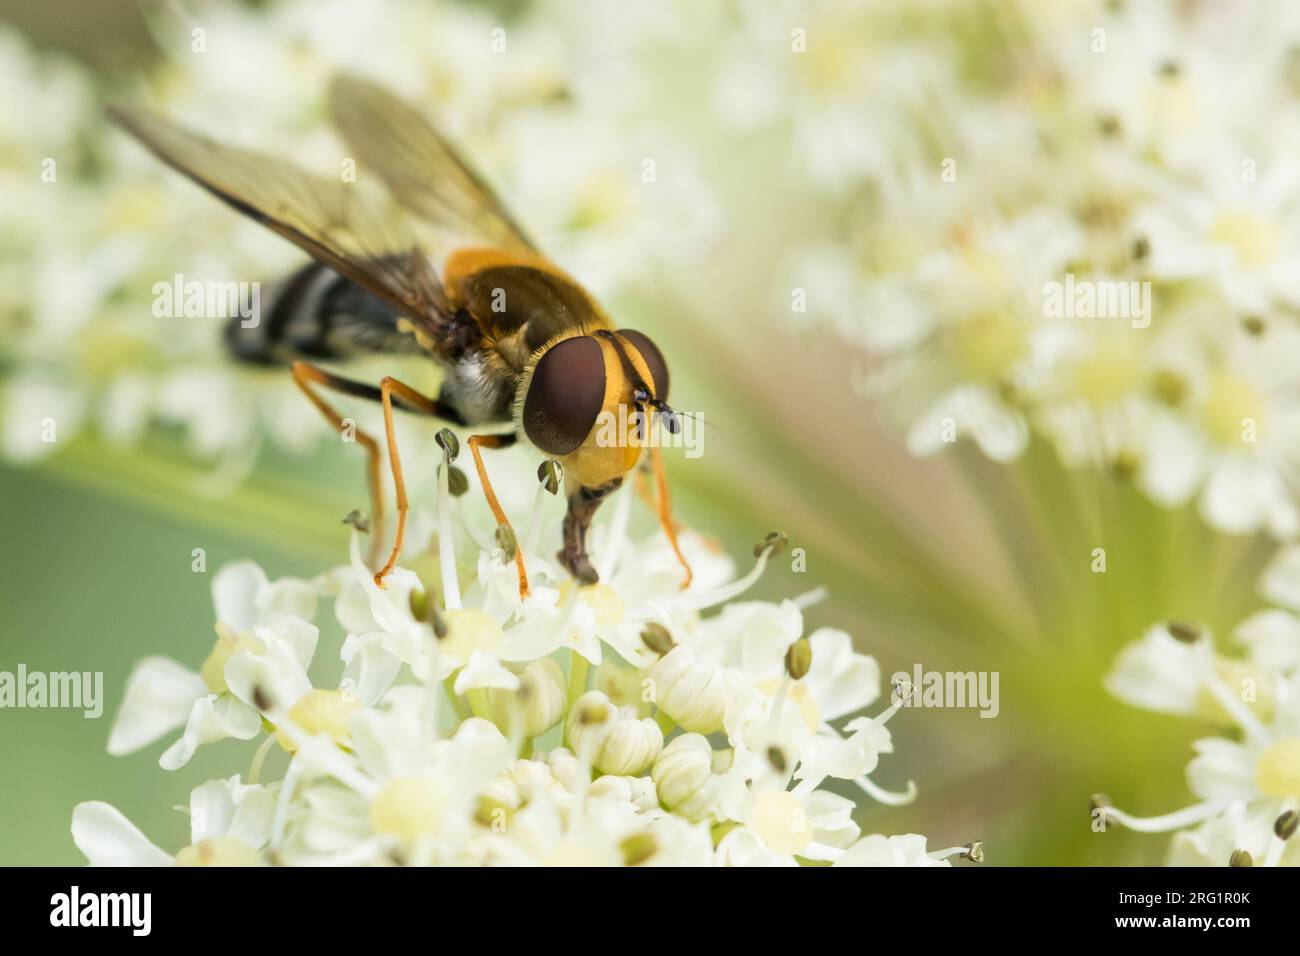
[409, 588, 430, 623]
[343, 509, 371, 533]
[785, 638, 812, 681]
[435, 428, 459, 461]
[446, 466, 469, 497]
[640, 622, 675, 657]
[1166, 620, 1202, 644]
[538, 459, 563, 495]
[754, 530, 789, 558]
[1275, 810, 1298, 841]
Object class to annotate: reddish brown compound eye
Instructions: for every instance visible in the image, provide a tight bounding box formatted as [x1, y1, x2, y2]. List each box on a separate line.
[523, 335, 607, 455]
[616, 329, 669, 402]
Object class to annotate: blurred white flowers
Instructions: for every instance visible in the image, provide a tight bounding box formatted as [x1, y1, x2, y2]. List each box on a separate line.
[76, 465, 975, 866]
[1100, 544, 1300, 866]
[782, 0, 1300, 539]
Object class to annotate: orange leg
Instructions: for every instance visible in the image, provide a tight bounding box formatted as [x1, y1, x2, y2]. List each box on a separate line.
[469, 433, 530, 599]
[650, 445, 693, 589]
[373, 376, 444, 588]
[634, 468, 682, 534]
[292, 361, 384, 564]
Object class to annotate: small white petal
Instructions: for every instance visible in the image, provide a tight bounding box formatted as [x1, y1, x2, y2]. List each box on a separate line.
[159, 695, 261, 771]
[212, 561, 269, 632]
[71, 802, 172, 867]
[107, 657, 206, 756]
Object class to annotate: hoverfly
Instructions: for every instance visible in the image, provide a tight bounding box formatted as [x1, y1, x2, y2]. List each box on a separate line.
[111, 74, 692, 597]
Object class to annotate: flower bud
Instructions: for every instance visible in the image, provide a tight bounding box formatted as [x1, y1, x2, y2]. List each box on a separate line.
[588, 774, 658, 811]
[479, 758, 565, 818]
[596, 662, 644, 708]
[545, 747, 587, 793]
[649, 644, 728, 733]
[652, 733, 719, 822]
[483, 658, 566, 737]
[566, 690, 663, 775]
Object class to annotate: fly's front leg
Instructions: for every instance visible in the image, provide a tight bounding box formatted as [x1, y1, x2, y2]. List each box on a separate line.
[467, 433, 530, 599]
[649, 445, 693, 588]
[291, 362, 465, 579]
[558, 478, 623, 585]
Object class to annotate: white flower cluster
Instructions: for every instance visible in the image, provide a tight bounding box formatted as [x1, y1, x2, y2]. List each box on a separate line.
[75, 465, 976, 866]
[1100, 545, 1300, 865]
[783, 0, 1300, 537]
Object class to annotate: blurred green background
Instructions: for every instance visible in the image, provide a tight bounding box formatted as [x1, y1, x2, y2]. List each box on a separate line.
[0, 0, 1275, 866]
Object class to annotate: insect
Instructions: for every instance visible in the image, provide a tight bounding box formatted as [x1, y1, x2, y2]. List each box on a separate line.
[110, 74, 692, 597]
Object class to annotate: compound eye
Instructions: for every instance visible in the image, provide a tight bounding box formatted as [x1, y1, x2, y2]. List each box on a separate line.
[522, 335, 606, 456]
[616, 329, 669, 402]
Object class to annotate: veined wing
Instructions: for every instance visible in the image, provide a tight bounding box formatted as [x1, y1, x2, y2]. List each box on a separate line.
[109, 104, 454, 349]
[327, 73, 537, 254]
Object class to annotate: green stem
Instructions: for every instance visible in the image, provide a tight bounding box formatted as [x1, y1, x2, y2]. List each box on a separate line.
[567, 652, 590, 707]
[655, 708, 676, 737]
[443, 676, 473, 724]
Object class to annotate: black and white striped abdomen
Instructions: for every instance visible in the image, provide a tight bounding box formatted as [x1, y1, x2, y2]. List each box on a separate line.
[224, 262, 426, 365]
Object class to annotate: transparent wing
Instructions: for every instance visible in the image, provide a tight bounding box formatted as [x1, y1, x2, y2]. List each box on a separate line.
[109, 104, 454, 346]
[327, 73, 537, 254]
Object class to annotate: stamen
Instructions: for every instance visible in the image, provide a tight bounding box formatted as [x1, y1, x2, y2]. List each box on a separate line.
[1196, 645, 1269, 743]
[681, 537, 776, 611]
[792, 586, 829, 611]
[521, 471, 554, 558]
[854, 774, 918, 806]
[454, 497, 494, 552]
[1265, 803, 1298, 866]
[815, 719, 919, 805]
[438, 456, 462, 610]
[929, 843, 982, 862]
[764, 675, 791, 739]
[270, 756, 301, 850]
[1263, 835, 1286, 867]
[595, 482, 634, 582]
[870, 700, 906, 727]
[247, 734, 277, 786]
[1099, 799, 1231, 833]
